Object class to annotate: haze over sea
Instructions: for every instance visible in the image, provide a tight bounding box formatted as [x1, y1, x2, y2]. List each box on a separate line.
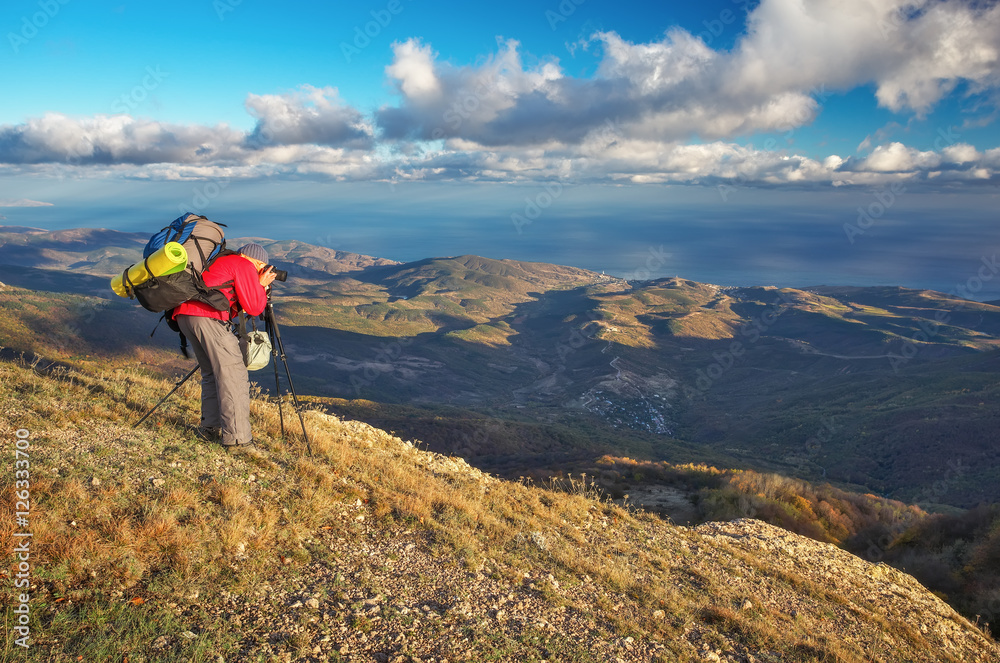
[4, 178, 999, 300]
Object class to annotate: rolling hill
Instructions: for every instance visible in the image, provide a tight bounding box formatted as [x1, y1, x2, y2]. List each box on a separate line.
[3, 224, 999, 513]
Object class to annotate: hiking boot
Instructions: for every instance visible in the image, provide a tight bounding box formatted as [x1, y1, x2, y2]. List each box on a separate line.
[192, 426, 221, 442]
[222, 439, 256, 453]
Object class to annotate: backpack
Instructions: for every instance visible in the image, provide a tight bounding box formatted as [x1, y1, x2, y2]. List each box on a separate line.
[122, 213, 241, 358]
[125, 213, 234, 315]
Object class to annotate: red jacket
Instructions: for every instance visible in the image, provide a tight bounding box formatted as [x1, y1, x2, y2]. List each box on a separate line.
[173, 253, 267, 320]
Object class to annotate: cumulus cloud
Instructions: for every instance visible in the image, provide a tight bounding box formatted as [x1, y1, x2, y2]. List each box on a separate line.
[0, 113, 246, 165]
[0, 86, 375, 171]
[375, 31, 820, 147]
[847, 142, 942, 172]
[0, 0, 997, 189]
[244, 85, 374, 149]
[377, 136, 1000, 190]
[729, 0, 1000, 114]
[375, 0, 999, 149]
[385, 40, 443, 102]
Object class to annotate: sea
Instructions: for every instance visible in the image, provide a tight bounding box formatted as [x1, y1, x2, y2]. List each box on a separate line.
[3, 178, 999, 300]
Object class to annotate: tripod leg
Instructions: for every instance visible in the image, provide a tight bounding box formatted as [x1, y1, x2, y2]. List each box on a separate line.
[133, 365, 200, 428]
[270, 327, 286, 438]
[265, 301, 312, 457]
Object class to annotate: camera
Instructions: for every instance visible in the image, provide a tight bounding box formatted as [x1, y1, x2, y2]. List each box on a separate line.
[265, 265, 288, 282]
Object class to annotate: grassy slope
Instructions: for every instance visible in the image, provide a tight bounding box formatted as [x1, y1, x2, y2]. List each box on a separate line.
[584, 455, 1000, 624]
[0, 284, 185, 372]
[1, 355, 998, 662]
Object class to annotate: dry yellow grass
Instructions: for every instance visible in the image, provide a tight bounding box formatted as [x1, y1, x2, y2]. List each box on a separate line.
[1, 354, 997, 662]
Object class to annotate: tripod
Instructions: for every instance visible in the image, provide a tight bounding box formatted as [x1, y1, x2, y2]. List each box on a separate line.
[262, 295, 313, 456]
[133, 364, 199, 428]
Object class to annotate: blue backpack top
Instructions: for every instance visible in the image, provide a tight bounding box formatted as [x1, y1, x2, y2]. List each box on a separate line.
[144, 212, 227, 273]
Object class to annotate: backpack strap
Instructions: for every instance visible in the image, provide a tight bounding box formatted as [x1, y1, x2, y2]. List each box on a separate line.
[210, 278, 237, 318]
[192, 233, 211, 269]
[149, 313, 167, 338]
[121, 266, 135, 298]
[149, 310, 191, 358]
[121, 256, 154, 299]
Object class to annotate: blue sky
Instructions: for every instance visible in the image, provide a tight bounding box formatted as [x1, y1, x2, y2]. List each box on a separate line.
[0, 1, 747, 126]
[1, 0, 999, 293]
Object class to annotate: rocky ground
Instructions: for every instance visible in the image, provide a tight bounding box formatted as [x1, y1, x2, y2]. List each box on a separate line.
[153, 507, 1000, 662]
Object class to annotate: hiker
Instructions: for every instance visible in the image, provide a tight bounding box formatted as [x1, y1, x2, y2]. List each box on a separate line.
[173, 243, 277, 448]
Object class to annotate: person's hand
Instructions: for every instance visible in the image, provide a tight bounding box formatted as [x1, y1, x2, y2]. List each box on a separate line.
[259, 265, 277, 288]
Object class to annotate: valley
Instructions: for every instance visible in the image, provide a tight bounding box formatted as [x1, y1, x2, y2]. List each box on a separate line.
[4, 224, 1000, 631]
[3, 225, 999, 509]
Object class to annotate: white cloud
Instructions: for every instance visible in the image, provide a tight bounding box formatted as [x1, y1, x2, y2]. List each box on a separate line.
[375, 0, 1000, 149]
[732, 0, 1000, 114]
[0, 113, 246, 165]
[385, 40, 443, 102]
[941, 143, 981, 164]
[0, 198, 53, 207]
[375, 31, 821, 147]
[0, 0, 997, 190]
[850, 142, 942, 172]
[245, 85, 373, 149]
[0, 88, 375, 169]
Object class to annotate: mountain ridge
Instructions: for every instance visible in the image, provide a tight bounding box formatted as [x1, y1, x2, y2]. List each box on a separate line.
[3, 226, 999, 508]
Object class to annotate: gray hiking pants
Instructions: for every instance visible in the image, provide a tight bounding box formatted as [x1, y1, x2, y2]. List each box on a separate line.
[176, 314, 251, 446]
